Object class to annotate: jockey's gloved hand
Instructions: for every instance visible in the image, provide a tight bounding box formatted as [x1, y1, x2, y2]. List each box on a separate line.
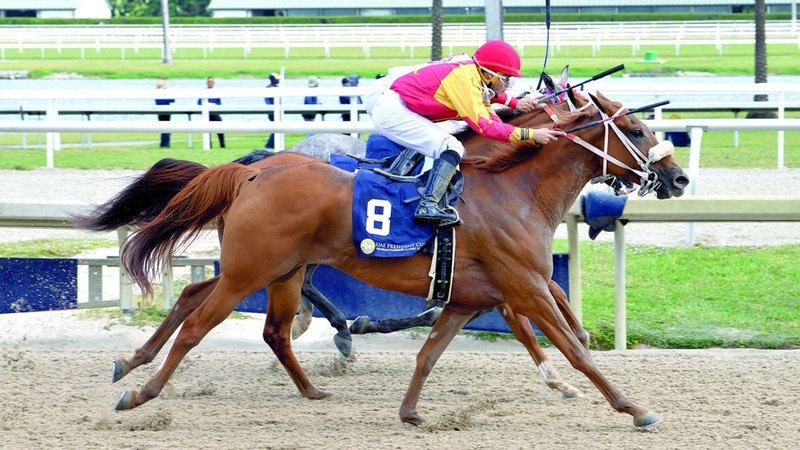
[515, 96, 544, 113]
[526, 128, 565, 145]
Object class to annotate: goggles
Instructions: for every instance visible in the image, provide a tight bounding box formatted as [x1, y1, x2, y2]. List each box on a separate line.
[480, 66, 514, 86]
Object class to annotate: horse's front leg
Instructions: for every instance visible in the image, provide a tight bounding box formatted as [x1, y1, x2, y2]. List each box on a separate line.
[497, 304, 581, 399]
[113, 276, 218, 383]
[503, 276, 661, 428]
[399, 304, 473, 425]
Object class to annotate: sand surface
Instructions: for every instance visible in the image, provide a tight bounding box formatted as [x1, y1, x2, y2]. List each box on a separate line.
[0, 311, 798, 449]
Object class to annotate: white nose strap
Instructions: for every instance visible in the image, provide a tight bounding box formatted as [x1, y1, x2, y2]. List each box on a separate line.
[648, 141, 674, 163]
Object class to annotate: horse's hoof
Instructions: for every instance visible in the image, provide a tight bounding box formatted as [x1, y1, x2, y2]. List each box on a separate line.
[419, 307, 443, 324]
[562, 387, 582, 399]
[333, 331, 353, 357]
[349, 316, 371, 334]
[291, 314, 313, 340]
[305, 389, 331, 400]
[111, 358, 128, 383]
[400, 411, 425, 426]
[634, 411, 662, 428]
[115, 390, 136, 411]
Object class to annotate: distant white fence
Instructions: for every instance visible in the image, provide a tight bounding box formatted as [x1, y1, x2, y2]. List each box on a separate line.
[3, 196, 799, 349]
[0, 83, 798, 178]
[1, 21, 798, 60]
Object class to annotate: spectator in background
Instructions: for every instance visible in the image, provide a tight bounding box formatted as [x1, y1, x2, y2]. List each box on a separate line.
[264, 72, 280, 149]
[197, 76, 225, 148]
[339, 74, 362, 122]
[155, 78, 175, 148]
[302, 76, 320, 136]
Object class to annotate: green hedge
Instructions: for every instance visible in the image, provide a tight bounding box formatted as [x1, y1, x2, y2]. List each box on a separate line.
[0, 12, 792, 26]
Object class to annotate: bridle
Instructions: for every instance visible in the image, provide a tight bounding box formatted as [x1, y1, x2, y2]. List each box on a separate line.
[538, 97, 674, 196]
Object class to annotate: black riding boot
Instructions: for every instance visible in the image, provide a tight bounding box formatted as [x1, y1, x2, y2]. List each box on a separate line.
[387, 148, 425, 176]
[414, 156, 459, 226]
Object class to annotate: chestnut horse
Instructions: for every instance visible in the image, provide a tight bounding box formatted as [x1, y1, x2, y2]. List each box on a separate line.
[103, 92, 688, 428]
[79, 145, 583, 399]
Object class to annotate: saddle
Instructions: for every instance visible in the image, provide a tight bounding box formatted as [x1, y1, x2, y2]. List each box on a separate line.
[331, 134, 462, 302]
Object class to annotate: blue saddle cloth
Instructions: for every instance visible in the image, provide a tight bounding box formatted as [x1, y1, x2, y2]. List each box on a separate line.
[330, 134, 440, 258]
[352, 170, 434, 257]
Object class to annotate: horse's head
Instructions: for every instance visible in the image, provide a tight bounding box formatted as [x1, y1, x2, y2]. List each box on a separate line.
[563, 91, 689, 199]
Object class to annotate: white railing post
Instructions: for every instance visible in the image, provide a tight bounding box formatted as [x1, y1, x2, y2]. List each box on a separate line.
[614, 220, 626, 351]
[566, 214, 583, 325]
[200, 99, 210, 150]
[349, 93, 358, 139]
[187, 113, 193, 149]
[161, 256, 174, 309]
[778, 93, 785, 169]
[117, 228, 134, 312]
[275, 95, 285, 151]
[45, 98, 57, 168]
[654, 104, 663, 142]
[686, 127, 705, 245]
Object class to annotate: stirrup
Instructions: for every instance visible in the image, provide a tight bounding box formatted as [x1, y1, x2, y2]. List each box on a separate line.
[414, 202, 460, 226]
[387, 148, 424, 176]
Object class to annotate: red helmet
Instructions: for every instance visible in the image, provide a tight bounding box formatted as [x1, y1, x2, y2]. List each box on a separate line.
[473, 40, 522, 77]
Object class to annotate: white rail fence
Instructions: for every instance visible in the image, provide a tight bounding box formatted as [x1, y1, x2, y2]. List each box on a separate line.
[2, 196, 798, 349]
[1, 21, 798, 60]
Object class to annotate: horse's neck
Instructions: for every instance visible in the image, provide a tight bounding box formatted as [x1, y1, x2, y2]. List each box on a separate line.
[527, 142, 596, 230]
[473, 138, 596, 232]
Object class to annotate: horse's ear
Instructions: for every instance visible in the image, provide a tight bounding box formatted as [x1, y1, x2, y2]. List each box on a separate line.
[588, 91, 617, 116]
[540, 71, 556, 93]
[558, 65, 570, 86]
[566, 84, 578, 106]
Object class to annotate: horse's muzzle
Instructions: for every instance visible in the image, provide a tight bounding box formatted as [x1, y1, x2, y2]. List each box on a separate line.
[654, 164, 690, 199]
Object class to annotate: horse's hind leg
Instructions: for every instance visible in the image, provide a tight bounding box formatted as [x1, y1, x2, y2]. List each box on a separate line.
[114, 275, 260, 410]
[264, 269, 329, 399]
[294, 264, 353, 357]
[548, 279, 590, 349]
[112, 276, 219, 383]
[497, 304, 581, 399]
[399, 304, 473, 426]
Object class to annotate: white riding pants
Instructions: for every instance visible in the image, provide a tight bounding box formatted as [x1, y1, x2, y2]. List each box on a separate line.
[365, 87, 465, 159]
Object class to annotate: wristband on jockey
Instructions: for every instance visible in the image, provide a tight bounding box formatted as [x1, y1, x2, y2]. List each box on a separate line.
[519, 128, 538, 141]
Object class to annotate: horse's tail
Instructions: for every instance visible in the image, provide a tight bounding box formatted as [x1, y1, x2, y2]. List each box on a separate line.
[74, 158, 208, 231]
[122, 163, 260, 295]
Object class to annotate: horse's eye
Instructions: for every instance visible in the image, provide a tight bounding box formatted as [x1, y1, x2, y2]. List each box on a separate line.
[631, 128, 645, 138]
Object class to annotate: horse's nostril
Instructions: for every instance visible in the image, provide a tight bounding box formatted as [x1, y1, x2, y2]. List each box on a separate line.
[674, 175, 690, 189]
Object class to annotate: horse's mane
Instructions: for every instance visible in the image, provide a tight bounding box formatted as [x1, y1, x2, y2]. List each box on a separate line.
[461, 102, 596, 173]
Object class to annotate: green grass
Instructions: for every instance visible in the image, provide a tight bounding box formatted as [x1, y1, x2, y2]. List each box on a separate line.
[552, 240, 800, 349]
[1, 12, 792, 25]
[0, 134, 310, 170]
[78, 306, 251, 330]
[0, 238, 116, 257]
[3, 43, 799, 79]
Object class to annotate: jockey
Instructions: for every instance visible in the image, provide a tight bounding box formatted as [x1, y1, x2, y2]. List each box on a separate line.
[364, 40, 563, 226]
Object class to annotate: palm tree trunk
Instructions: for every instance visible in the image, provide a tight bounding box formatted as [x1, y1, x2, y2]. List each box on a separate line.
[754, 0, 767, 101]
[431, 0, 443, 60]
[161, 0, 173, 64]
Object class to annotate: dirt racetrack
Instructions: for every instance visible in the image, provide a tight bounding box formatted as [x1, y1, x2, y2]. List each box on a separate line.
[1, 313, 798, 449]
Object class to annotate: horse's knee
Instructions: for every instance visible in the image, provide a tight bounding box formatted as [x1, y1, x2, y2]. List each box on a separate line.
[175, 317, 205, 349]
[565, 348, 593, 373]
[262, 323, 286, 348]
